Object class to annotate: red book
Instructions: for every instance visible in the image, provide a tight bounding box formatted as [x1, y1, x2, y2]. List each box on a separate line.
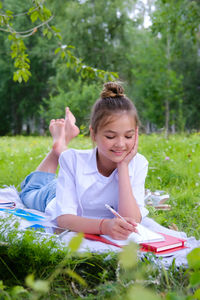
[84, 233, 122, 248]
[140, 245, 188, 256]
[141, 233, 187, 253]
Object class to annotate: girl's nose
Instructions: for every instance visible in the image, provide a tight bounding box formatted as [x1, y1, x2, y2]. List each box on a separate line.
[114, 137, 125, 147]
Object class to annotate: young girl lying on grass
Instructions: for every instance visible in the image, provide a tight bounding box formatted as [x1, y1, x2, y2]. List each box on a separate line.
[20, 82, 149, 240]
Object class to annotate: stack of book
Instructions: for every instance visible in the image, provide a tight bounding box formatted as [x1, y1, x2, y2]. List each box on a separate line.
[140, 233, 187, 255]
[84, 223, 187, 256]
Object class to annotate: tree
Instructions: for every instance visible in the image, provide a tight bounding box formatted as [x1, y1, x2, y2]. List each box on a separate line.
[150, 0, 200, 134]
[0, 0, 119, 134]
[39, 0, 142, 128]
[125, 0, 200, 134]
[0, 0, 199, 134]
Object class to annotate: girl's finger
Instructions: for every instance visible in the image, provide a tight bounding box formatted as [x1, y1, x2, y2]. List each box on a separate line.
[124, 217, 138, 227]
[113, 228, 131, 240]
[116, 219, 135, 233]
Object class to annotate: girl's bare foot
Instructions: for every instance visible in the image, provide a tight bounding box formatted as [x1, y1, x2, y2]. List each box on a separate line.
[36, 110, 79, 173]
[49, 119, 66, 157]
[65, 107, 80, 144]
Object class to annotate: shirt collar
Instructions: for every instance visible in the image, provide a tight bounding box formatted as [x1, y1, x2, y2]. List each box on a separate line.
[83, 147, 135, 177]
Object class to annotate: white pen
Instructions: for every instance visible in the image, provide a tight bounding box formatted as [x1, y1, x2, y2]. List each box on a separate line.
[105, 204, 128, 222]
[105, 204, 139, 234]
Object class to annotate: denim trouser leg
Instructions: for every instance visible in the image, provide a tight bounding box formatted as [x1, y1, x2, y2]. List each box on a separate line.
[19, 171, 57, 212]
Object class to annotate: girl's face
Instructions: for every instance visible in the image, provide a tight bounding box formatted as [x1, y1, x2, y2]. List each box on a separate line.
[91, 112, 137, 175]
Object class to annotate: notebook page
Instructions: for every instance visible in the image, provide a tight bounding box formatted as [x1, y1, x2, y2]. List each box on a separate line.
[102, 223, 165, 246]
[129, 223, 165, 243]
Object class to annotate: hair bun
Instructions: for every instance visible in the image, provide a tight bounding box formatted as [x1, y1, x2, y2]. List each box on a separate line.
[101, 82, 125, 99]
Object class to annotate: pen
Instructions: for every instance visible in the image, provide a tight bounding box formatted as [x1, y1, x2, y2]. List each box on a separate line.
[105, 204, 127, 222]
[105, 204, 139, 234]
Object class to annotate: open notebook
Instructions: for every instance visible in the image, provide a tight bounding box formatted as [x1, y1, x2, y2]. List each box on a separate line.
[102, 223, 165, 246]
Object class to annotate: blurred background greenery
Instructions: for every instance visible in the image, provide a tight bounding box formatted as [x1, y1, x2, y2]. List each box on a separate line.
[0, 0, 199, 136]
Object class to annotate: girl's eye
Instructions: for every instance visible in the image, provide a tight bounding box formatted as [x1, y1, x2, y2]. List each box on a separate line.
[105, 136, 115, 139]
[125, 136, 133, 139]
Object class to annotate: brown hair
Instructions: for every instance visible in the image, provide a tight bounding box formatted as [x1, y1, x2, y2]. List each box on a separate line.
[90, 82, 140, 134]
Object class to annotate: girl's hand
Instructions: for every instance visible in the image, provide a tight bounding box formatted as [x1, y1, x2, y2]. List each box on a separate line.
[103, 217, 138, 240]
[118, 127, 139, 166]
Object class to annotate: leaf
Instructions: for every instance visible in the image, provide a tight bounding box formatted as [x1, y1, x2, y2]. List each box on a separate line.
[43, 28, 48, 36]
[30, 11, 39, 23]
[11, 285, 28, 295]
[193, 288, 200, 300]
[166, 291, 185, 300]
[8, 34, 14, 41]
[42, 6, 52, 19]
[13, 72, 22, 83]
[55, 47, 61, 54]
[25, 274, 49, 293]
[65, 269, 87, 286]
[0, 280, 6, 290]
[25, 274, 34, 287]
[67, 45, 75, 49]
[68, 232, 83, 252]
[47, 31, 52, 39]
[128, 285, 162, 300]
[187, 248, 200, 270]
[118, 242, 138, 269]
[55, 33, 62, 40]
[189, 271, 200, 287]
[32, 279, 49, 293]
[51, 26, 60, 33]
[5, 10, 13, 16]
[61, 51, 66, 59]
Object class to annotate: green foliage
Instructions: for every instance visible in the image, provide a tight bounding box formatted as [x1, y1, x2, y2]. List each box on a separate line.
[149, 0, 200, 133]
[139, 133, 200, 238]
[119, 242, 138, 269]
[68, 232, 84, 252]
[40, 79, 100, 128]
[0, 215, 118, 299]
[9, 34, 31, 83]
[0, 0, 118, 83]
[0, 0, 200, 135]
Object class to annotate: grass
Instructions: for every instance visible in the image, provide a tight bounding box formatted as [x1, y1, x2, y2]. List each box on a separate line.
[0, 133, 200, 299]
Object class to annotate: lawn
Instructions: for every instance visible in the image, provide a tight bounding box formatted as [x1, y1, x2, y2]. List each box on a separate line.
[0, 133, 199, 299]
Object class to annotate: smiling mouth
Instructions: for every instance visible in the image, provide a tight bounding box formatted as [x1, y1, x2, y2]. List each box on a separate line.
[111, 150, 125, 156]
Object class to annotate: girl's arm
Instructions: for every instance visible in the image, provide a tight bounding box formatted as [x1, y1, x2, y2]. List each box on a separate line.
[57, 214, 137, 240]
[117, 128, 142, 223]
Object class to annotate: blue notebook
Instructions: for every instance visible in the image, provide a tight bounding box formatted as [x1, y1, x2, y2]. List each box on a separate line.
[0, 208, 45, 222]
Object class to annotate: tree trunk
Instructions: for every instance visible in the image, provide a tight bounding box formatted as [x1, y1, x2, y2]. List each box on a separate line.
[165, 33, 171, 139]
[165, 99, 169, 139]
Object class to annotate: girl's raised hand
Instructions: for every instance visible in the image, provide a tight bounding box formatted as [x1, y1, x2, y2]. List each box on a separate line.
[103, 217, 137, 240]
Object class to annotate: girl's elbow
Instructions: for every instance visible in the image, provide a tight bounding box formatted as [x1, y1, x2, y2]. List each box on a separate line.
[137, 216, 142, 224]
[135, 212, 142, 223]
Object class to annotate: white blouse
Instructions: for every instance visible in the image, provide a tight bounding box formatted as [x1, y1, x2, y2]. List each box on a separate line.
[46, 148, 149, 221]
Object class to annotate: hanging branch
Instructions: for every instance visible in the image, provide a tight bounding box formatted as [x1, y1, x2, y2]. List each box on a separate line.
[0, 1, 118, 83]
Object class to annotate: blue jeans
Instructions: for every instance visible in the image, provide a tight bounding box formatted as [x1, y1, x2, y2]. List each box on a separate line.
[19, 171, 57, 212]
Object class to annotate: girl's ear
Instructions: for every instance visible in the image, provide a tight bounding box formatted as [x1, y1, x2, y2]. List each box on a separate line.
[89, 125, 96, 142]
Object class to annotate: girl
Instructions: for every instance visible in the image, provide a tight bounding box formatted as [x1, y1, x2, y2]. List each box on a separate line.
[20, 82, 149, 240]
